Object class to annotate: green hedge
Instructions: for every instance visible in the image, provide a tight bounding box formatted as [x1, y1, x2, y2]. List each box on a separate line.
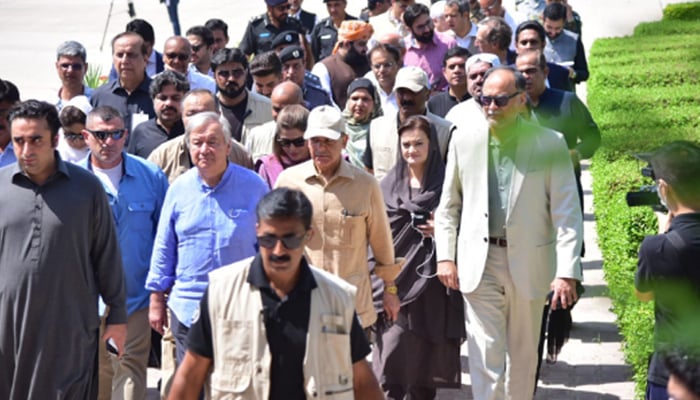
[663, 1, 700, 20]
[588, 3, 700, 398]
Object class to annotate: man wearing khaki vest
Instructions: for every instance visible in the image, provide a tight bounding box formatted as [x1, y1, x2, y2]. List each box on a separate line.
[169, 188, 383, 400]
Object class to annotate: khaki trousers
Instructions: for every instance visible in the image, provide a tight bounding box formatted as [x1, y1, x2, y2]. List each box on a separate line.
[98, 308, 151, 400]
[159, 308, 177, 399]
[463, 245, 545, 400]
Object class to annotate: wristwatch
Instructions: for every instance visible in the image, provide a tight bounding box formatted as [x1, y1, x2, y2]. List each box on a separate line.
[384, 284, 398, 295]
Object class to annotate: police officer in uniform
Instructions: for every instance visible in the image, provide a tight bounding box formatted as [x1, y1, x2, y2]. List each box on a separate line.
[310, 0, 358, 62]
[288, 0, 317, 39]
[240, 0, 306, 58]
[279, 45, 333, 110]
[272, 31, 323, 89]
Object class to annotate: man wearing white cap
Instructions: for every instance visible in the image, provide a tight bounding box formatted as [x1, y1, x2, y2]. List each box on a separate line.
[445, 52, 500, 123]
[275, 105, 404, 331]
[364, 66, 453, 180]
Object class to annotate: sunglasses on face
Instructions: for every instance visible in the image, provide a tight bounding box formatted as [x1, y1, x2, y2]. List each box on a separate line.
[165, 52, 190, 61]
[59, 63, 84, 71]
[86, 129, 125, 141]
[480, 92, 520, 107]
[277, 137, 306, 148]
[191, 44, 204, 53]
[372, 61, 396, 70]
[257, 233, 306, 249]
[64, 131, 85, 141]
[216, 68, 246, 79]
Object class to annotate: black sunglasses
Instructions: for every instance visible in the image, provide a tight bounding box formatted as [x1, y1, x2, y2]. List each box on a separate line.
[86, 129, 125, 141]
[191, 44, 204, 52]
[64, 132, 85, 141]
[257, 234, 306, 250]
[277, 137, 306, 148]
[59, 63, 84, 71]
[480, 92, 521, 107]
[165, 52, 190, 61]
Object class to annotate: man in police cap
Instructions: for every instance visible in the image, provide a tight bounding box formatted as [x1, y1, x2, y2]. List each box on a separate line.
[279, 45, 333, 111]
[240, 0, 306, 59]
[309, 0, 358, 62]
[272, 30, 323, 89]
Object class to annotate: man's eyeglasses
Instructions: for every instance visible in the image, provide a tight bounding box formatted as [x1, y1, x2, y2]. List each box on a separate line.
[372, 61, 396, 70]
[257, 233, 306, 250]
[191, 44, 204, 53]
[216, 68, 246, 79]
[86, 129, 125, 141]
[59, 63, 84, 71]
[277, 137, 306, 148]
[63, 131, 85, 141]
[165, 52, 190, 61]
[480, 92, 521, 107]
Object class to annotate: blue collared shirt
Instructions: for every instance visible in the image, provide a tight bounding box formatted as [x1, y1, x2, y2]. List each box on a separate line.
[145, 162, 269, 327]
[0, 142, 17, 168]
[79, 152, 169, 316]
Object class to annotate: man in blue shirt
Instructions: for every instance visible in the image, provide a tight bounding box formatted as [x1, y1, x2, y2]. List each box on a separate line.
[0, 79, 20, 168]
[79, 105, 169, 400]
[146, 111, 269, 365]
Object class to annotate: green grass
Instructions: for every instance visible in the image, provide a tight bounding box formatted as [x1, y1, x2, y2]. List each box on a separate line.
[588, 2, 700, 398]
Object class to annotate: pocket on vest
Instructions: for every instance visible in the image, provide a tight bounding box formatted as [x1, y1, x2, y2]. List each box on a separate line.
[315, 332, 354, 399]
[210, 319, 253, 393]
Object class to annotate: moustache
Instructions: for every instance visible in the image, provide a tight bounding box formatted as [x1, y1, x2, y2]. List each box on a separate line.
[269, 254, 291, 263]
[162, 106, 177, 113]
[400, 100, 416, 107]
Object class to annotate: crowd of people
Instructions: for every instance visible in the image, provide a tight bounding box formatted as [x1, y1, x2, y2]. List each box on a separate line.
[1, 0, 699, 399]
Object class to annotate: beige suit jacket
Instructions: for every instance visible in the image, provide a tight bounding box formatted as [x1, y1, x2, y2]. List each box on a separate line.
[435, 112, 582, 300]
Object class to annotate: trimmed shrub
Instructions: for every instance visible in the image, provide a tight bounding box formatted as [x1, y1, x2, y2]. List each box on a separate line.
[588, 3, 700, 398]
[663, 1, 700, 20]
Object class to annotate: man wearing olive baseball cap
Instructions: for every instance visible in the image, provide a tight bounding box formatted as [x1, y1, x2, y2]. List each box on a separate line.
[276, 105, 404, 333]
[365, 65, 454, 179]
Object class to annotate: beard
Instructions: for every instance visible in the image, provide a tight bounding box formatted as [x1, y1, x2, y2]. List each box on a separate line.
[218, 82, 246, 99]
[414, 30, 434, 44]
[342, 45, 369, 72]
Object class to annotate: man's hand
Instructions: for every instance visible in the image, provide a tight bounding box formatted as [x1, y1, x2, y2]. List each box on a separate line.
[149, 292, 168, 335]
[550, 278, 579, 310]
[655, 210, 674, 234]
[437, 260, 459, 290]
[382, 290, 400, 322]
[102, 323, 127, 358]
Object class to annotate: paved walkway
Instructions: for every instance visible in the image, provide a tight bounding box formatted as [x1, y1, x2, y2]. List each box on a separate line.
[0, 0, 686, 399]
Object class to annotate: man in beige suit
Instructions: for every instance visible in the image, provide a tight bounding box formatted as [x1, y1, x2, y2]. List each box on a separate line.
[434, 66, 582, 399]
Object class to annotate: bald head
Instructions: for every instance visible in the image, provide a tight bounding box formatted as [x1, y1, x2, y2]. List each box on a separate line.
[163, 36, 192, 74]
[271, 81, 304, 120]
[377, 32, 406, 57]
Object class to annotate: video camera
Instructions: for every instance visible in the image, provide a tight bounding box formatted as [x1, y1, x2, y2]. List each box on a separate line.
[625, 153, 667, 212]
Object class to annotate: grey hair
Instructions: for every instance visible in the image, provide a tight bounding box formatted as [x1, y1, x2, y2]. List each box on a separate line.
[184, 111, 233, 147]
[56, 40, 87, 62]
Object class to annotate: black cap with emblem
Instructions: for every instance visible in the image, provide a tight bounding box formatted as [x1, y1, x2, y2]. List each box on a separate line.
[279, 45, 305, 63]
[272, 30, 300, 50]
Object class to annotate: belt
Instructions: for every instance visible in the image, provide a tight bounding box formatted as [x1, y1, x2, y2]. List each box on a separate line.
[488, 237, 508, 247]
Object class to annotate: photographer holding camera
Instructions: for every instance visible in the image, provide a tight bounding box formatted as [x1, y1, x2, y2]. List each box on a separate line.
[634, 140, 700, 400]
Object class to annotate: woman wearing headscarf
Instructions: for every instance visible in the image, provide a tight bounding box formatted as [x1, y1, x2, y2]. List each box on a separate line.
[256, 104, 310, 188]
[371, 115, 466, 399]
[343, 78, 382, 168]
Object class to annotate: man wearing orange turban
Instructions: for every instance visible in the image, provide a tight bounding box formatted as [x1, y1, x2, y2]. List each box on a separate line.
[311, 20, 374, 109]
